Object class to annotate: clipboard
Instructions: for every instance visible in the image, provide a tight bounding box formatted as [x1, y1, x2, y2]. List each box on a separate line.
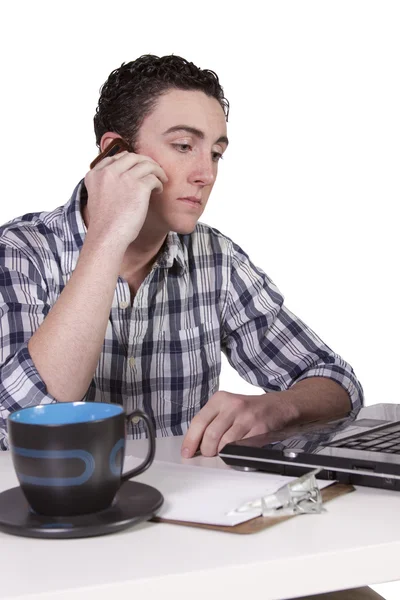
[152, 482, 354, 534]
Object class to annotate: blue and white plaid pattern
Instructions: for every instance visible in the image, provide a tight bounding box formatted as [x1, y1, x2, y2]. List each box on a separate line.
[0, 180, 363, 449]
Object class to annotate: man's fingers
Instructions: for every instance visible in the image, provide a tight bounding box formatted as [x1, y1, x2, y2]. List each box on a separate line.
[182, 392, 272, 458]
[93, 151, 167, 181]
[199, 413, 243, 457]
[91, 151, 128, 171]
[124, 160, 168, 185]
[243, 423, 270, 439]
[216, 423, 252, 454]
[181, 403, 219, 458]
[116, 155, 167, 181]
[143, 174, 164, 194]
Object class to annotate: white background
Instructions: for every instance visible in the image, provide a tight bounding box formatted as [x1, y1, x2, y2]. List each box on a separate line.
[0, 1, 399, 597]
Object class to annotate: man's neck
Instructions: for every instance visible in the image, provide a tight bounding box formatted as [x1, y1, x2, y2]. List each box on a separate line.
[120, 230, 168, 280]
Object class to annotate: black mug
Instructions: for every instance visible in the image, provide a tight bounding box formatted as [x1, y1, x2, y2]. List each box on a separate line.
[8, 402, 155, 516]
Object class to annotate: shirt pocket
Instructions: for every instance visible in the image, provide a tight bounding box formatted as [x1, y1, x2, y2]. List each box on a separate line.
[158, 322, 220, 419]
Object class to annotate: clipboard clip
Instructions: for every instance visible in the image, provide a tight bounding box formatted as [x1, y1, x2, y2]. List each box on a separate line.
[228, 468, 326, 517]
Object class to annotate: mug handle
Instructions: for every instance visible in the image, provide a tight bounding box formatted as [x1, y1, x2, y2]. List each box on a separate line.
[121, 409, 156, 482]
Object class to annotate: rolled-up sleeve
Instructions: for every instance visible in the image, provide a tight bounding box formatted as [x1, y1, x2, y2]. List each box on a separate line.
[0, 245, 56, 450]
[221, 242, 363, 411]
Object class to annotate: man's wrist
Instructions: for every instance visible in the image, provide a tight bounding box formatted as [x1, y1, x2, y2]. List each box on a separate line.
[259, 378, 352, 432]
[259, 390, 301, 430]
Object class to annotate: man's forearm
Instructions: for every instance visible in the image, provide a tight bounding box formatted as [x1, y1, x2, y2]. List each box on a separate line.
[28, 232, 126, 403]
[264, 377, 352, 430]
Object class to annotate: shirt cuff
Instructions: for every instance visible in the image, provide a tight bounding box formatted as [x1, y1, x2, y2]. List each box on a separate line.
[0, 343, 57, 450]
[295, 363, 364, 413]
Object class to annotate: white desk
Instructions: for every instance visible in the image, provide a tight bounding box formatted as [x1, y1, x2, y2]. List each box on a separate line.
[1, 436, 400, 600]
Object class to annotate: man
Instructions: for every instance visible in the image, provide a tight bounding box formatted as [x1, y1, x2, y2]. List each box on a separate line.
[0, 52, 385, 600]
[0, 54, 362, 457]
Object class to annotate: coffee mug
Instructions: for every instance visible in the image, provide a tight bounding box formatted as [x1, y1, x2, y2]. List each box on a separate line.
[8, 402, 156, 517]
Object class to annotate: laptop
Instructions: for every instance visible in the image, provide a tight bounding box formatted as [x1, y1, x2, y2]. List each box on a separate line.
[219, 404, 400, 491]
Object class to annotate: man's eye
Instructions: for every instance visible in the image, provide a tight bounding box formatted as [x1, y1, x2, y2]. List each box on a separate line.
[173, 144, 192, 152]
[212, 152, 223, 162]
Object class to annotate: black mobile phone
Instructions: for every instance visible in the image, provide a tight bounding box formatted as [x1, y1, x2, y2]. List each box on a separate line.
[90, 138, 132, 169]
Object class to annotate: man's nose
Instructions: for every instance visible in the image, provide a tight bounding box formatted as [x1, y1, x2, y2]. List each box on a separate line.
[189, 156, 216, 186]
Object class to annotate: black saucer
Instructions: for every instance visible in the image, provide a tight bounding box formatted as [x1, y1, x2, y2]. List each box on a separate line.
[0, 481, 163, 539]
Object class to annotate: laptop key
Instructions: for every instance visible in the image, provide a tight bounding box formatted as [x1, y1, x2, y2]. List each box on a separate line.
[374, 441, 397, 449]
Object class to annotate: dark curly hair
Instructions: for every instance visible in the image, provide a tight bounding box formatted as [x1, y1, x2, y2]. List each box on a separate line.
[93, 54, 229, 150]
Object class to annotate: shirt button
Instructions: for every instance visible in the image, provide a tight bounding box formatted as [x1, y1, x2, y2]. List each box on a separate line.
[128, 357, 136, 368]
[131, 416, 141, 424]
[119, 301, 129, 309]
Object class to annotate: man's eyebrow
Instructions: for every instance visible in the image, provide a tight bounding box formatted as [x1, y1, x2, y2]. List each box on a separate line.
[162, 125, 229, 147]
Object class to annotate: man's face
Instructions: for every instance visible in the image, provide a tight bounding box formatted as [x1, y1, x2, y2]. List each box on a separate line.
[134, 89, 228, 236]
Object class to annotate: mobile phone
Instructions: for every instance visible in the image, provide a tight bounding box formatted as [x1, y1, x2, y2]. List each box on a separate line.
[90, 138, 132, 169]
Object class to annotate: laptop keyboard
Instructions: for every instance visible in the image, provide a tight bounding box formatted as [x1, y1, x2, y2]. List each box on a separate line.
[332, 422, 400, 453]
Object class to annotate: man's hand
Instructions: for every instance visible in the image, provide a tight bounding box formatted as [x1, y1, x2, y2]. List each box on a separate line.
[181, 379, 352, 458]
[181, 390, 295, 458]
[84, 150, 168, 249]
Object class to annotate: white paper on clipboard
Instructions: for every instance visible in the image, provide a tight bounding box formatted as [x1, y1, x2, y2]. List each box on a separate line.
[125, 457, 332, 527]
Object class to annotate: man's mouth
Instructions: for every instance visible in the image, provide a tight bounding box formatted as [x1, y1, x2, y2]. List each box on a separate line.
[177, 196, 202, 206]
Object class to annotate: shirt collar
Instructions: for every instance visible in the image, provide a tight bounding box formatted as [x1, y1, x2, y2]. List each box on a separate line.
[156, 231, 187, 274]
[60, 179, 87, 276]
[60, 179, 187, 276]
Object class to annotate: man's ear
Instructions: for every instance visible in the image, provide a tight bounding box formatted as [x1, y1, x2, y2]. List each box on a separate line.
[99, 132, 122, 153]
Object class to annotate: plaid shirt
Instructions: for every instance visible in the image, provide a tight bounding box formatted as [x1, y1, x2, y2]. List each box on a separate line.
[0, 180, 363, 450]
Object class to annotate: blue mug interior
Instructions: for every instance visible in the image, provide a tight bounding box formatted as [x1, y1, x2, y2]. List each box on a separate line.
[8, 402, 124, 426]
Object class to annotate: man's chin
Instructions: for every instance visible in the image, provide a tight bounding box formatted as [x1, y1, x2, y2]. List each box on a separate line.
[174, 224, 198, 235]
[169, 218, 200, 236]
